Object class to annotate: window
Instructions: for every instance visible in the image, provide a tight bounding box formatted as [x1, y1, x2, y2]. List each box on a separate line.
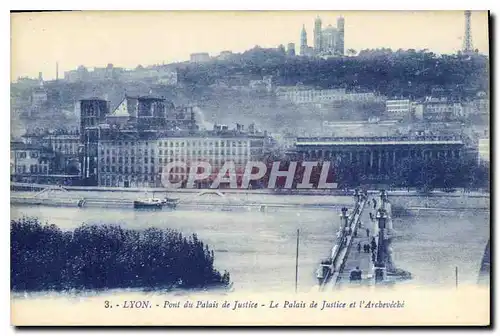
[144, 158, 148, 164]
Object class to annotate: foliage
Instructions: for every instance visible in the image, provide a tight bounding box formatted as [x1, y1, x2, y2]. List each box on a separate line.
[389, 157, 489, 191]
[11, 218, 231, 292]
[177, 48, 489, 99]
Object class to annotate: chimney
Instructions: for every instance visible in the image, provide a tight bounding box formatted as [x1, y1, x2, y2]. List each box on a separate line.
[374, 208, 388, 283]
[340, 207, 349, 228]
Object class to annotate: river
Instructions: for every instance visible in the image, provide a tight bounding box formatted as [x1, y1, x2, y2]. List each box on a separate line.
[10, 192, 489, 293]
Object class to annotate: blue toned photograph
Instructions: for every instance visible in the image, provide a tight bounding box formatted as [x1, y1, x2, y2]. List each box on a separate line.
[10, 10, 490, 326]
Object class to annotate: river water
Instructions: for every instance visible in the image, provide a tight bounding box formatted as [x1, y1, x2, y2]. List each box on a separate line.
[10, 193, 489, 293]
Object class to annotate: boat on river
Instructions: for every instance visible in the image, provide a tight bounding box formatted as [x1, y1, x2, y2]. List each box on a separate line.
[133, 192, 179, 209]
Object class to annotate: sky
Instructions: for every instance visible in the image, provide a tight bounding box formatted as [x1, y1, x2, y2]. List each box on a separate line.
[10, 10, 489, 81]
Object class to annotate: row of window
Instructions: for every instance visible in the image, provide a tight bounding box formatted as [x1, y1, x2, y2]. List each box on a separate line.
[100, 149, 250, 158]
[99, 175, 156, 186]
[14, 164, 48, 174]
[53, 145, 78, 154]
[100, 140, 250, 148]
[99, 159, 249, 174]
[14, 151, 39, 159]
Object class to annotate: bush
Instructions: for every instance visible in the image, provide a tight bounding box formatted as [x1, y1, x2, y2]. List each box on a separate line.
[11, 218, 231, 292]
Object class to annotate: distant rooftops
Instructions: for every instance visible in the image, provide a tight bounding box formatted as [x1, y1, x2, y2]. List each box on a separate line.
[80, 97, 108, 102]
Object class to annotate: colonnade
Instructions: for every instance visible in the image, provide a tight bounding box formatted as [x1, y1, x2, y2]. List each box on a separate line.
[298, 146, 462, 176]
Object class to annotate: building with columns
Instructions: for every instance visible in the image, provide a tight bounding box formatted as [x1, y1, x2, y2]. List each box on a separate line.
[478, 138, 489, 164]
[292, 136, 466, 179]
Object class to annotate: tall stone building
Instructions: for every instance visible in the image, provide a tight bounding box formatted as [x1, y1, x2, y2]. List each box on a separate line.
[303, 15, 345, 57]
[313, 17, 323, 54]
[300, 25, 308, 56]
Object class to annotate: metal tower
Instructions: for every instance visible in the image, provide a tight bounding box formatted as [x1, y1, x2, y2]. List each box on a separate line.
[463, 10, 474, 53]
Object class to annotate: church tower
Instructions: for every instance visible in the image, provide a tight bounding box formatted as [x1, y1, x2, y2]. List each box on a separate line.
[314, 16, 322, 54]
[300, 24, 308, 56]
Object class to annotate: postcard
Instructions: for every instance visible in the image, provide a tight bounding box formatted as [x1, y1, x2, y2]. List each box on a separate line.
[10, 10, 490, 326]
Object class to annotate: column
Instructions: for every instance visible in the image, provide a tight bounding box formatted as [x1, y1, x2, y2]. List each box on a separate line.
[377, 151, 382, 174]
[370, 150, 374, 173]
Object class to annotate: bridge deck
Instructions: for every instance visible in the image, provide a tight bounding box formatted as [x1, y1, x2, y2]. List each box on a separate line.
[336, 199, 377, 288]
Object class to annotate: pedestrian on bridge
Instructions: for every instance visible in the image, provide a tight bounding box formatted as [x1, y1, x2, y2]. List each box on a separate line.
[366, 228, 370, 237]
[357, 242, 361, 253]
[316, 266, 325, 286]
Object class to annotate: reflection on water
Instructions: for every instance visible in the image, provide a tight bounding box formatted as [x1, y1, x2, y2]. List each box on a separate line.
[10, 204, 489, 292]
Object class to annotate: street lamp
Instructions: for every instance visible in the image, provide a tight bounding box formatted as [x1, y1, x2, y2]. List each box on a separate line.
[374, 208, 388, 283]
